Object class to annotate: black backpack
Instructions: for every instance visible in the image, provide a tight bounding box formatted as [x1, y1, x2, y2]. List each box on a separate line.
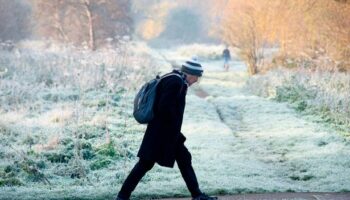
[133, 72, 185, 124]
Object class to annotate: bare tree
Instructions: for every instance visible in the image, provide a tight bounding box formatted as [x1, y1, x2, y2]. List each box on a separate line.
[32, 0, 133, 50]
[81, 0, 95, 50]
[221, 0, 272, 75]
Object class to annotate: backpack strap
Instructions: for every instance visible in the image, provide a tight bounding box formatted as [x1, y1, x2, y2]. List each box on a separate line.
[159, 72, 186, 96]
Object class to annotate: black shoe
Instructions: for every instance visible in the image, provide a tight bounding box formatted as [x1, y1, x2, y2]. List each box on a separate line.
[192, 193, 218, 200]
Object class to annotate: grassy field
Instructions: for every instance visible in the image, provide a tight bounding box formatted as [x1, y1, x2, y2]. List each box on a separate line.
[0, 41, 161, 199]
[245, 68, 350, 137]
[0, 43, 349, 200]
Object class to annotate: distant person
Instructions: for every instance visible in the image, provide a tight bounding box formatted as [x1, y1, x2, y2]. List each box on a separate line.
[115, 57, 217, 200]
[222, 46, 231, 71]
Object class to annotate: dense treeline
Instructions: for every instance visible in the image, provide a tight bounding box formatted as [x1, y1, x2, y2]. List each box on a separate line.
[1, 0, 349, 61]
[221, 0, 350, 74]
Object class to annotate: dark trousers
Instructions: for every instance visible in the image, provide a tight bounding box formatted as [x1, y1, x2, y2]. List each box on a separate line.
[117, 144, 202, 199]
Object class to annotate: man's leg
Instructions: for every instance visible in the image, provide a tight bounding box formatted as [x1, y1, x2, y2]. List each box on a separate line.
[175, 144, 202, 198]
[117, 159, 155, 200]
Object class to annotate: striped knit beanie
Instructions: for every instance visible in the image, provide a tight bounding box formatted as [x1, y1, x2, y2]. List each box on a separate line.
[181, 56, 203, 77]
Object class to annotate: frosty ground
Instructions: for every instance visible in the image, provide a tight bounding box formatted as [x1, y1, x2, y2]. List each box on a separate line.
[1, 45, 350, 200]
[133, 50, 350, 197]
[129, 51, 350, 198]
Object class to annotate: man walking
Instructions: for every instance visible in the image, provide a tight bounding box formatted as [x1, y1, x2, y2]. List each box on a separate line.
[222, 46, 231, 71]
[116, 58, 217, 200]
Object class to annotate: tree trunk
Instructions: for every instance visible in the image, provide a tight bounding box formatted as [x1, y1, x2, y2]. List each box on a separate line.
[247, 49, 258, 76]
[83, 0, 95, 50]
[247, 63, 258, 75]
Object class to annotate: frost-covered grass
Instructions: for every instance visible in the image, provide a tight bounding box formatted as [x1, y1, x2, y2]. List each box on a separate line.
[0, 42, 162, 199]
[244, 68, 350, 136]
[133, 68, 350, 198]
[170, 44, 231, 61]
[198, 70, 350, 193]
[1, 43, 350, 200]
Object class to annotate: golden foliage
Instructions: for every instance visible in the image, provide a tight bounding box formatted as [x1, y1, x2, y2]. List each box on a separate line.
[220, 0, 350, 73]
[138, 20, 163, 40]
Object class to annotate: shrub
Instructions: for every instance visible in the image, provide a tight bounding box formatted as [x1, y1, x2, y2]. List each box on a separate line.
[90, 158, 113, 170]
[44, 152, 73, 163]
[95, 142, 118, 158]
[80, 141, 95, 160]
[0, 178, 23, 186]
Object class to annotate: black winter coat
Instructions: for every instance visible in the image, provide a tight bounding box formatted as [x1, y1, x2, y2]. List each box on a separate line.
[137, 70, 188, 168]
